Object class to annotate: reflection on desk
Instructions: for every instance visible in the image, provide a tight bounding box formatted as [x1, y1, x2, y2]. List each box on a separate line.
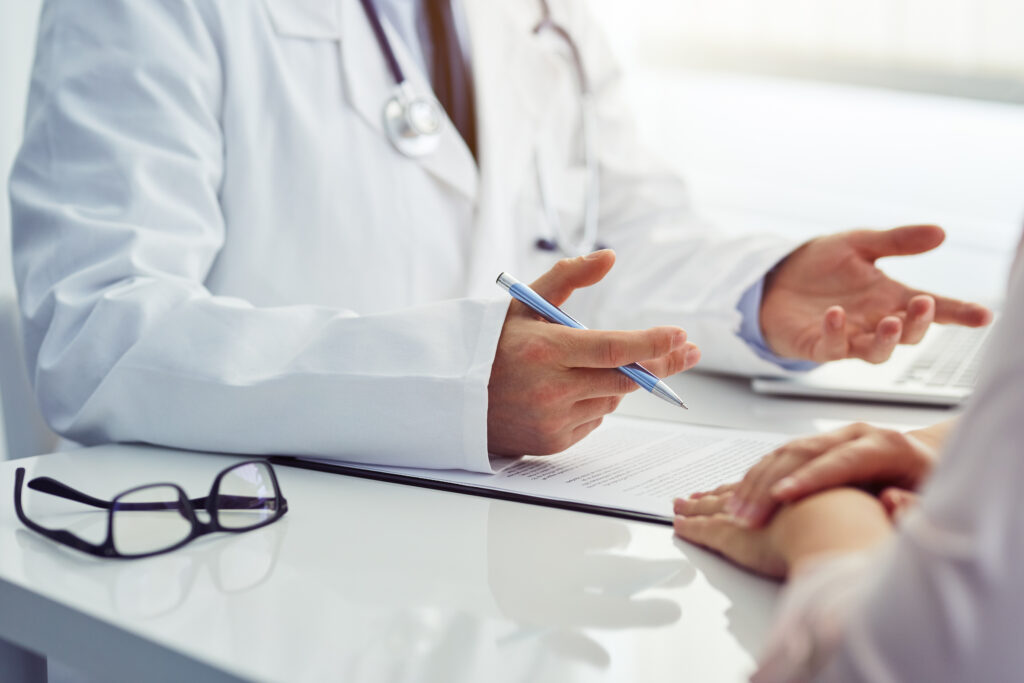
[1, 446, 778, 682]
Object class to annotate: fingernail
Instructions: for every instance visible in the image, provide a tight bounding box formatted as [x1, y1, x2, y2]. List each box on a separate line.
[731, 505, 753, 527]
[671, 333, 687, 351]
[725, 498, 742, 516]
[685, 348, 701, 367]
[741, 503, 762, 525]
[773, 478, 797, 497]
[585, 250, 605, 260]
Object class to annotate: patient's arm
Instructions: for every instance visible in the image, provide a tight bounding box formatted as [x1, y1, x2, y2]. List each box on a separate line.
[673, 486, 892, 579]
[689, 418, 955, 529]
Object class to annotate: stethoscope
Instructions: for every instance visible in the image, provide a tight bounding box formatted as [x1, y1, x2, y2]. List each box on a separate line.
[357, 0, 445, 157]
[357, 0, 602, 257]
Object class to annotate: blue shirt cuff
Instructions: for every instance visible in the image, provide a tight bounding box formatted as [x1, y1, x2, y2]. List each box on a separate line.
[737, 277, 819, 372]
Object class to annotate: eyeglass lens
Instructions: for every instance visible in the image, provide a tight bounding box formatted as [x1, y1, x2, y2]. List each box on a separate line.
[108, 462, 281, 556]
[215, 462, 280, 530]
[112, 485, 192, 556]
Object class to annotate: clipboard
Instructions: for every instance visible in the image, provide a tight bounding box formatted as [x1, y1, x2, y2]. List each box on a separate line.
[269, 454, 673, 526]
[265, 416, 790, 529]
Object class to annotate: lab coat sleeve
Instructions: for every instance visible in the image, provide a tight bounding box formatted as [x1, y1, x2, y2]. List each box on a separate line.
[556, 3, 798, 377]
[9, 0, 507, 472]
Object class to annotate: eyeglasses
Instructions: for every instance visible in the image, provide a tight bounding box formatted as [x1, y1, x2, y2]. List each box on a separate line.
[13, 460, 288, 559]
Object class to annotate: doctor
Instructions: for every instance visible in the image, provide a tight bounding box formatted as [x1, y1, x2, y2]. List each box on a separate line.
[10, 0, 989, 472]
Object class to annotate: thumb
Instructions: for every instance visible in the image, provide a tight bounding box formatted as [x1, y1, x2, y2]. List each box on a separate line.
[848, 224, 945, 262]
[529, 250, 616, 307]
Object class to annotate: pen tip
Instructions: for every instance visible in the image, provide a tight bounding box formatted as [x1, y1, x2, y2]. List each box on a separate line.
[681, 402, 689, 410]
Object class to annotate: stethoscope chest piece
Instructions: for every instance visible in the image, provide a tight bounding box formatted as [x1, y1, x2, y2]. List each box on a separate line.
[383, 84, 444, 158]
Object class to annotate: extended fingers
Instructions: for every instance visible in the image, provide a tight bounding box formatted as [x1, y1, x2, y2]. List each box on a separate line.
[673, 492, 732, 517]
[899, 295, 935, 345]
[561, 326, 689, 369]
[813, 306, 849, 361]
[848, 316, 902, 363]
[636, 342, 701, 379]
[568, 342, 698, 400]
[688, 482, 738, 499]
[931, 295, 994, 327]
[849, 225, 945, 261]
[528, 251, 616, 306]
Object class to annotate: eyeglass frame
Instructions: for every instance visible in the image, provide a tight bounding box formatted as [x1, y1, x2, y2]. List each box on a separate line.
[13, 459, 289, 560]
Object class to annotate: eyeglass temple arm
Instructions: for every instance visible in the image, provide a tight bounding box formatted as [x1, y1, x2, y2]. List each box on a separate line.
[15, 470, 108, 554]
[27, 476, 114, 509]
[109, 494, 282, 512]
[29, 476, 282, 512]
[187, 493, 285, 511]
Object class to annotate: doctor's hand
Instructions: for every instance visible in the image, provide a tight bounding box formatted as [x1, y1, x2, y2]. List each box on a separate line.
[761, 225, 992, 364]
[488, 251, 700, 457]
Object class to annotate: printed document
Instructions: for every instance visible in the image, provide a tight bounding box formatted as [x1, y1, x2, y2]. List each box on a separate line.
[316, 416, 788, 522]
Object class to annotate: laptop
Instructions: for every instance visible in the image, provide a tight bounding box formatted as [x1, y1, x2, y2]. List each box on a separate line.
[751, 319, 995, 406]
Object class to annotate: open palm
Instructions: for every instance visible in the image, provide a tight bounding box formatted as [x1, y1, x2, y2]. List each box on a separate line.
[761, 225, 992, 363]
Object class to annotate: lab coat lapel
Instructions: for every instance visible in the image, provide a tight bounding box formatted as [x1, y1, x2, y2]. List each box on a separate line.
[337, 0, 478, 200]
[264, 0, 478, 200]
[462, 0, 557, 294]
[263, 0, 341, 38]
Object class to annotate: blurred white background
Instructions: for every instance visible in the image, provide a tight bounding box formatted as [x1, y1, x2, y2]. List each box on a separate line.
[590, 0, 1024, 101]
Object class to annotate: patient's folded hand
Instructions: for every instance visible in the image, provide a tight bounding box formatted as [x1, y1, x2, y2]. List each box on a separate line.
[692, 421, 938, 529]
[673, 487, 892, 579]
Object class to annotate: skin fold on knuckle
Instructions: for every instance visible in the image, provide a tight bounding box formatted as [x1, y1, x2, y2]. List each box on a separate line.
[551, 257, 577, 279]
[530, 381, 571, 413]
[665, 347, 691, 375]
[650, 328, 676, 359]
[599, 335, 630, 368]
[518, 333, 558, 366]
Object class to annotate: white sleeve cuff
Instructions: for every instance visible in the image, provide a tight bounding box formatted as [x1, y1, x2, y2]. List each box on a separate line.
[752, 550, 878, 683]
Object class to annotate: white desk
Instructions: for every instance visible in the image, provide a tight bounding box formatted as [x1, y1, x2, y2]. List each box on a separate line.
[0, 373, 954, 683]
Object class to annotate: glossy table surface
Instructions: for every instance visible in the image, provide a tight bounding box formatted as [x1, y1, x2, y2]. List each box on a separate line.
[0, 370, 953, 683]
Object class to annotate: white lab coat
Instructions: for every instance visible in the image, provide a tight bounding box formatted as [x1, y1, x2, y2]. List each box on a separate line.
[10, 0, 793, 472]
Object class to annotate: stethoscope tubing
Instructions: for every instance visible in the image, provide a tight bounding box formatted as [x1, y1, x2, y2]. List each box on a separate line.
[359, 0, 602, 256]
[357, 0, 406, 85]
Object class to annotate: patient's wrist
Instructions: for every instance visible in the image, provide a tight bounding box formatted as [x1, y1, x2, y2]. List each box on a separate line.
[771, 488, 892, 578]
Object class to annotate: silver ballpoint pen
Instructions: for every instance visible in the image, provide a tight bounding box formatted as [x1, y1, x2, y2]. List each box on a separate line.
[497, 272, 688, 409]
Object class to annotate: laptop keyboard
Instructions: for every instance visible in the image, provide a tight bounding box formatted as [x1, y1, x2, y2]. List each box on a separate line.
[896, 324, 993, 389]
